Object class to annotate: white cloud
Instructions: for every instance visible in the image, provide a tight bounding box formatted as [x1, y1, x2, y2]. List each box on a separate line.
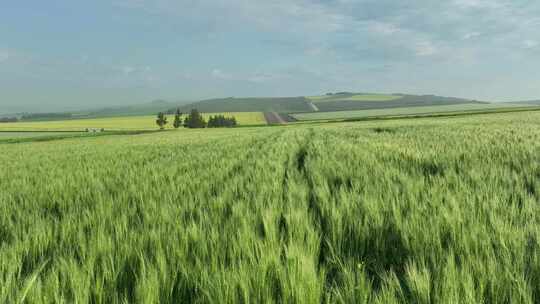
[463, 32, 482, 40]
[211, 69, 234, 80]
[0, 49, 11, 63]
[415, 41, 437, 56]
[119, 65, 151, 75]
[4, 0, 540, 102]
[111, 0, 540, 65]
[523, 40, 539, 49]
[113, 0, 356, 36]
[453, 0, 505, 9]
[121, 66, 136, 75]
[368, 22, 402, 35]
[209, 68, 287, 83]
[247, 72, 287, 83]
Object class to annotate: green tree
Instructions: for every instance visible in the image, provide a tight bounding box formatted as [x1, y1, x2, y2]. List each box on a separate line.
[207, 114, 237, 128]
[173, 109, 183, 129]
[207, 115, 215, 128]
[156, 112, 168, 130]
[184, 109, 206, 128]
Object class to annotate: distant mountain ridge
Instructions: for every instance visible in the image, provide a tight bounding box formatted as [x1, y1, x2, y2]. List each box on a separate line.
[172, 97, 311, 114]
[507, 100, 540, 106]
[77, 100, 186, 118]
[0, 100, 188, 120]
[1, 93, 504, 120]
[170, 93, 483, 114]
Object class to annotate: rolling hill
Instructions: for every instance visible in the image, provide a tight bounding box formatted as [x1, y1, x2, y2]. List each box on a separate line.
[174, 97, 312, 113]
[7, 93, 525, 124]
[292, 102, 533, 121]
[74, 100, 187, 118]
[171, 93, 482, 114]
[310, 94, 484, 112]
[507, 100, 540, 106]
[1, 100, 189, 122]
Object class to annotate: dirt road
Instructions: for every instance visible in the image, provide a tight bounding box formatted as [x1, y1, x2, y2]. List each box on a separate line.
[264, 112, 287, 124]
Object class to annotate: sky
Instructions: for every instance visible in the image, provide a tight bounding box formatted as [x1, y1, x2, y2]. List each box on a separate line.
[1, 0, 539, 113]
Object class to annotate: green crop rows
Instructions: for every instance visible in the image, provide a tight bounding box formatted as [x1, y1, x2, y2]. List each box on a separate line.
[309, 94, 402, 103]
[293, 103, 534, 121]
[1, 111, 540, 303]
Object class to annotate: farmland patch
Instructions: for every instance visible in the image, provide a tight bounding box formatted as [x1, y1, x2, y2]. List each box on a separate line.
[1, 111, 540, 302]
[292, 102, 536, 121]
[0, 112, 266, 131]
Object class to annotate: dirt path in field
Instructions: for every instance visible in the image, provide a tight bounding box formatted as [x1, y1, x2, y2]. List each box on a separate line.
[307, 101, 319, 112]
[264, 112, 287, 124]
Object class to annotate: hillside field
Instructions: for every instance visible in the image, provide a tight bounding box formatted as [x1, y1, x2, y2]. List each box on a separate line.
[0, 132, 84, 143]
[308, 94, 402, 103]
[170, 93, 479, 115]
[175, 97, 312, 114]
[510, 100, 540, 106]
[293, 102, 535, 121]
[2, 93, 488, 121]
[1, 111, 540, 303]
[0, 132, 73, 139]
[0, 112, 266, 131]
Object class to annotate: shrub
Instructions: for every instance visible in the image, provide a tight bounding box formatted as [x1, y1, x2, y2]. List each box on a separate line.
[173, 109, 183, 129]
[156, 112, 168, 130]
[184, 109, 206, 128]
[207, 115, 237, 128]
[0, 117, 18, 123]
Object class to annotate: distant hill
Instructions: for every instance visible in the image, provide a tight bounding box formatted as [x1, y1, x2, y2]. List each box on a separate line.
[174, 93, 484, 114]
[6, 100, 189, 122]
[507, 100, 540, 106]
[174, 97, 312, 113]
[4, 93, 498, 121]
[76, 100, 187, 118]
[311, 94, 485, 112]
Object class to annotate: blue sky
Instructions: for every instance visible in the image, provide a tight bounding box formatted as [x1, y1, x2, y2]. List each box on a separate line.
[1, 0, 539, 112]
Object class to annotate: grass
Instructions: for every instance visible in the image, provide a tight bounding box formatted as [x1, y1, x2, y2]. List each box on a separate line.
[308, 94, 481, 113]
[0, 131, 160, 144]
[0, 132, 83, 144]
[0, 132, 79, 139]
[292, 102, 534, 121]
[1, 111, 540, 303]
[0, 112, 266, 131]
[340, 94, 402, 102]
[309, 94, 402, 103]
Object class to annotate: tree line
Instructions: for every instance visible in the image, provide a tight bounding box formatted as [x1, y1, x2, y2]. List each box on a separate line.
[156, 109, 237, 129]
[0, 112, 74, 123]
[20, 112, 72, 120]
[207, 115, 237, 128]
[0, 117, 18, 123]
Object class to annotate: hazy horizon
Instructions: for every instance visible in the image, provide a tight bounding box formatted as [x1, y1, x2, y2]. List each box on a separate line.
[1, 1, 540, 113]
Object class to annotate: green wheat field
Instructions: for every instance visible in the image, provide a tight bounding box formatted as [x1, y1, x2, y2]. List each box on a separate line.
[1, 111, 539, 303]
[0, 112, 266, 131]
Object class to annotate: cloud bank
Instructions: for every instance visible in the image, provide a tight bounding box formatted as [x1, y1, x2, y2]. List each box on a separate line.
[1, 0, 539, 111]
